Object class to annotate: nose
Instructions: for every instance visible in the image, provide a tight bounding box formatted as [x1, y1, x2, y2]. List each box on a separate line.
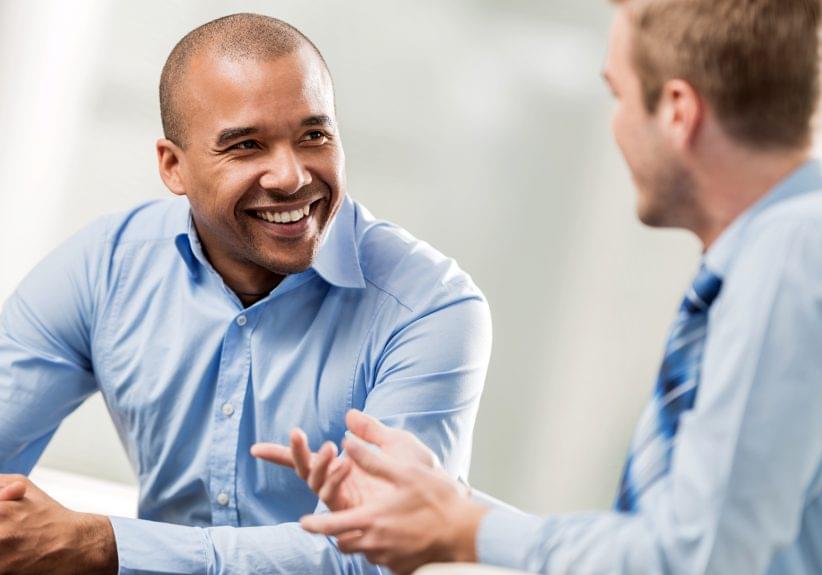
[258, 145, 311, 194]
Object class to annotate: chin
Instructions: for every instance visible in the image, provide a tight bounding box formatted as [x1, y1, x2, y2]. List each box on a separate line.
[258, 244, 319, 276]
[636, 205, 662, 227]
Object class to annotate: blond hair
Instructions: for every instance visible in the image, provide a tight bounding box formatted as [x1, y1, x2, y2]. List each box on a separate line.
[612, 0, 820, 149]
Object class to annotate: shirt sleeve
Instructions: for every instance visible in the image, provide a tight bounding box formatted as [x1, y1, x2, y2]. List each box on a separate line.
[109, 516, 382, 575]
[0, 220, 108, 473]
[360, 279, 493, 477]
[476, 220, 822, 574]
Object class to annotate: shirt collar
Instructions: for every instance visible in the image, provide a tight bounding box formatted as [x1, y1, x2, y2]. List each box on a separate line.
[704, 157, 822, 277]
[311, 194, 367, 289]
[173, 200, 203, 278]
[173, 194, 366, 289]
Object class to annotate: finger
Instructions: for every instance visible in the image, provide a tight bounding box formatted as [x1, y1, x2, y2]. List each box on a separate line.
[0, 481, 26, 501]
[337, 531, 370, 554]
[318, 457, 354, 504]
[335, 529, 364, 545]
[290, 429, 313, 480]
[250, 443, 296, 469]
[343, 435, 405, 483]
[326, 455, 344, 477]
[308, 441, 338, 493]
[300, 506, 376, 535]
[345, 410, 392, 446]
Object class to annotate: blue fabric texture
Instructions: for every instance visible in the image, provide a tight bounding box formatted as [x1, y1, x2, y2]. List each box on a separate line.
[0, 194, 492, 574]
[616, 266, 723, 512]
[477, 159, 822, 575]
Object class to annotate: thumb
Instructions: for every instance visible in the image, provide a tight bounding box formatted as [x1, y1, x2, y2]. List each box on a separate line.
[343, 435, 404, 484]
[0, 481, 26, 501]
[345, 409, 393, 447]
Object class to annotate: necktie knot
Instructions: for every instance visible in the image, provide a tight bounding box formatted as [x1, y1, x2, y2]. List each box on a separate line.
[681, 266, 723, 315]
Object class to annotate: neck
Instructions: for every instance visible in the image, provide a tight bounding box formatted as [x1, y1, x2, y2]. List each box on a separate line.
[193, 224, 285, 307]
[691, 145, 811, 250]
[218, 259, 284, 307]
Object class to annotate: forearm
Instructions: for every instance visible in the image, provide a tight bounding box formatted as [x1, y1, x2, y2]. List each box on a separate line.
[109, 515, 381, 575]
[477, 507, 667, 574]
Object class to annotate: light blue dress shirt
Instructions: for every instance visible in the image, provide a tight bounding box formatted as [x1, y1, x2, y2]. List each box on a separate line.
[477, 159, 822, 574]
[0, 194, 492, 574]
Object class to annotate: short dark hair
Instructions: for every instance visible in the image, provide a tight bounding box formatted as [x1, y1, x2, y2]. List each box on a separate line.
[159, 13, 330, 147]
[612, 0, 820, 150]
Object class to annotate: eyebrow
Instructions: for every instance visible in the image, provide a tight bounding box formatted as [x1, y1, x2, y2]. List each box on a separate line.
[214, 116, 336, 147]
[301, 115, 335, 129]
[215, 127, 259, 147]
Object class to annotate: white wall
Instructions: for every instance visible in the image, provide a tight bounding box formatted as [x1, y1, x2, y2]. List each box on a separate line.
[0, 0, 702, 513]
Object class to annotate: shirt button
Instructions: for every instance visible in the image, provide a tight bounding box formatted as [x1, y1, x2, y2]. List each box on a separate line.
[236, 315, 248, 327]
[222, 403, 235, 417]
[216, 492, 230, 506]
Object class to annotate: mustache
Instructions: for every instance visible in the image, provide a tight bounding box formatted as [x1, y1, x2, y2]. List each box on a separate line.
[241, 183, 330, 210]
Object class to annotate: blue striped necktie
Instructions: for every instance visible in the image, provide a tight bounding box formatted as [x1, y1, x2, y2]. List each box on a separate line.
[615, 265, 723, 513]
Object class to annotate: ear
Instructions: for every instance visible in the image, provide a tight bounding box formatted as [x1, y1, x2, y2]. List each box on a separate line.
[157, 138, 187, 196]
[657, 79, 703, 151]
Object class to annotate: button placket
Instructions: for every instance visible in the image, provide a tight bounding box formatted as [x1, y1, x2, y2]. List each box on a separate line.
[208, 312, 255, 526]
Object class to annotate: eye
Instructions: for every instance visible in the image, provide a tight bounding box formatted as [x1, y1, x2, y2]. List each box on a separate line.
[301, 130, 329, 145]
[227, 140, 260, 151]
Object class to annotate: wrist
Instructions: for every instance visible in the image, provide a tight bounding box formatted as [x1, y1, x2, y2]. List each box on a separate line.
[444, 495, 489, 563]
[72, 513, 119, 574]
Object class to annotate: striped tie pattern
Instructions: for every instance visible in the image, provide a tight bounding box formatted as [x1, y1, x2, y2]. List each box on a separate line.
[615, 265, 723, 513]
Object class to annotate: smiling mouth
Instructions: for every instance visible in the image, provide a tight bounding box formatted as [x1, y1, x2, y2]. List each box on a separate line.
[247, 199, 322, 225]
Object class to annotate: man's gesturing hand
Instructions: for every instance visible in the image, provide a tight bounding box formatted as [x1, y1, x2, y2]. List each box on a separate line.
[251, 409, 439, 512]
[298, 434, 489, 575]
[0, 474, 118, 574]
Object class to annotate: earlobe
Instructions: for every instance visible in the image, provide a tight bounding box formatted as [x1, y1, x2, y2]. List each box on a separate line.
[157, 138, 187, 196]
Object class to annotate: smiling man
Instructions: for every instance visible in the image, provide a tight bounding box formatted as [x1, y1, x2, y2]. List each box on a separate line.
[0, 13, 491, 574]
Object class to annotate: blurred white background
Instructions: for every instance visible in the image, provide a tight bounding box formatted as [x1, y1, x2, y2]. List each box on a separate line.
[0, 0, 708, 515]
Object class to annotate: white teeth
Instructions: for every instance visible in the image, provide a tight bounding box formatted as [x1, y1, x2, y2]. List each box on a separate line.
[256, 203, 312, 224]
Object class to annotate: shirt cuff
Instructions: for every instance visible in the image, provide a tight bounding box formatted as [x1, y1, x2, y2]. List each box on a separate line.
[476, 507, 544, 570]
[109, 515, 212, 575]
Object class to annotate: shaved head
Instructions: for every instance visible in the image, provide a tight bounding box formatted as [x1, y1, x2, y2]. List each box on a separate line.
[160, 13, 331, 147]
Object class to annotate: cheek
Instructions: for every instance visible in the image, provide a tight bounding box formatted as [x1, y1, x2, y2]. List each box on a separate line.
[305, 149, 346, 202]
[198, 164, 259, 212]
[316, 149, 345, 184]
[611, 106, 633, 160]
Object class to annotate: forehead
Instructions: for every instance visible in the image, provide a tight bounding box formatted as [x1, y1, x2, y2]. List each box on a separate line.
[183, 46, 335, 136]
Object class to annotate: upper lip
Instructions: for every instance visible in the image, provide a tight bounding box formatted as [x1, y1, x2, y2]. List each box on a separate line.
[244, 197, 324, 213]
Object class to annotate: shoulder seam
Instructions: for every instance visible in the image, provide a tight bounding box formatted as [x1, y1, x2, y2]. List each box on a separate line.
[363, 277, 415, 313]
[362, 272, 474, 314]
